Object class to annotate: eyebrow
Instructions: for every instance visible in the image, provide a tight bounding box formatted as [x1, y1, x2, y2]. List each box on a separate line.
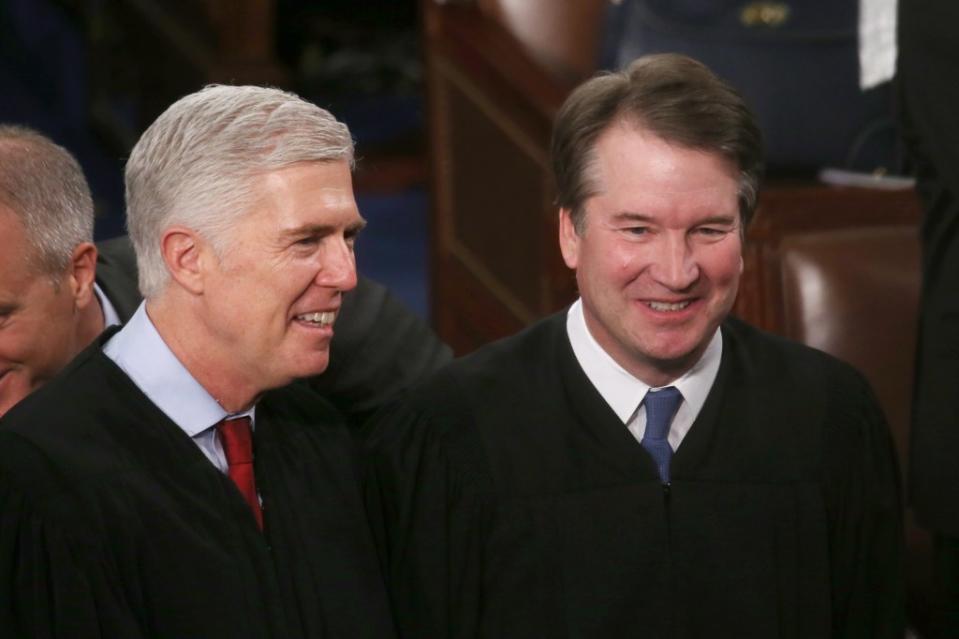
[693, 214, 739, 226]
[610, 212, 738, 225]
[611, 212, 655, 224]
[279, 218, 368, 239]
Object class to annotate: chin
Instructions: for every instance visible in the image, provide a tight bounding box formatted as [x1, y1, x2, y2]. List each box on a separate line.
[295, 354, 331, 378]
[641, 340, 704, 370]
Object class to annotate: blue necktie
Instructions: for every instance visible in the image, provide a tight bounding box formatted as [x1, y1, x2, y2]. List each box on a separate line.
[641, 386, 683, 484]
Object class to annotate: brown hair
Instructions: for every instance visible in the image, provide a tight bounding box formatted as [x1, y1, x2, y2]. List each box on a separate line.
[551, 53, 764, 233]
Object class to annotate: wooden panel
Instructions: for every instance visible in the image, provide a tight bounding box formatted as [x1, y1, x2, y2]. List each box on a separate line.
[423, 1, 573, 121]
[425, 0, 570, 353]
[430, 57, 562, 352]
[435, 256, 528, 354]
[446, 69, 548, 315]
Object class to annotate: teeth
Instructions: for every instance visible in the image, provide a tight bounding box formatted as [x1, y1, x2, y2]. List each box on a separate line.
[647, 301, 691, 312]
[296, 311, 335, 326]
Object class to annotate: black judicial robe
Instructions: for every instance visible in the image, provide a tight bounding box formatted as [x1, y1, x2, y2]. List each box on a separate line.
[0, 335, 396, 639]
[899, 0, 959, 537]
[365, 313, 905, 638]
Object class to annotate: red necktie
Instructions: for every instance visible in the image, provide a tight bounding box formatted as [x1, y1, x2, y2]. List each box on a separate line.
[215, 416, 264, 530]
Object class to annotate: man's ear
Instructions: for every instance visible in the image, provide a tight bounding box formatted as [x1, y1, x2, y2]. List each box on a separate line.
[160, 227, 205, 295]
[558, 208, 580, 270]
[68, 242, 98, 310]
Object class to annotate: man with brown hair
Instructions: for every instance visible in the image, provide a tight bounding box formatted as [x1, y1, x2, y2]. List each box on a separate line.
[366, 54, 904, 637]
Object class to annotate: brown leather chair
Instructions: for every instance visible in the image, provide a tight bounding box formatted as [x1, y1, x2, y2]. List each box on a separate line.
[776, 224, 932, 636]
[740, 202, 929, 633]
[780, 226, 919, 455]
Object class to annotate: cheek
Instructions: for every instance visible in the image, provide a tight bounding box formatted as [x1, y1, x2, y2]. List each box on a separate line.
[23, 296, 78, 364]
[587, 239, 640, 278]
[0, 333, 25, 362]
[6, 325, 65, 375]
[703, 244, 744, 285]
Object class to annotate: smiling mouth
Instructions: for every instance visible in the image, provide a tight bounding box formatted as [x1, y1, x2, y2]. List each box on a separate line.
[295, 311, 335, 327]
[646, 300, 692, 312]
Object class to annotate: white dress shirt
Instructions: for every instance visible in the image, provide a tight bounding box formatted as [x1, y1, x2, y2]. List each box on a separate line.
[102, 303, 254, 473]
[566, 298, 722, 451]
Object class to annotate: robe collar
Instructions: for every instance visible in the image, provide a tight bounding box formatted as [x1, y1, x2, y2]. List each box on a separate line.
[565, 298, 722, 450]
[102, 303, 255, 437]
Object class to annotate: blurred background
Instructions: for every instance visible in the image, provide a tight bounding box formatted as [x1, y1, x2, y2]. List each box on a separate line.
[0, 0, 910, 341]
[0, 0, 430, 317]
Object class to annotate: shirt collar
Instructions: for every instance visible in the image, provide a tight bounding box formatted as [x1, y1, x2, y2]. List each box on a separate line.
[101, 303, 254, 435]
[93, 282, 122, 329]
[566, 298, 722, 423]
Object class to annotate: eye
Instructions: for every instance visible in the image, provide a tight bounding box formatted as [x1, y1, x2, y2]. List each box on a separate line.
[624, 226, 649, 236]
[693, 225, 736, 239]
[344, 227, 362, 248]
[696, 227, 726, 236]
[293, 235, 320, 248]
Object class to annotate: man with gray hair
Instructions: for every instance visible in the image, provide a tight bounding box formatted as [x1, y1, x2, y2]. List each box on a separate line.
[0, 124, 449, 424]
[0, 88, 410, 637]
[0, 125, 104, 416]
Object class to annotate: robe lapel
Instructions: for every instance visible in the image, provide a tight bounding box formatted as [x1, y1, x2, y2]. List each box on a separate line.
[554, 321, 662, 482]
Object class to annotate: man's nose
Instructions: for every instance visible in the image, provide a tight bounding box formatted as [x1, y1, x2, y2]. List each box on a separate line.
[315, 237, 358, 292]
[650, 234, 699, 290]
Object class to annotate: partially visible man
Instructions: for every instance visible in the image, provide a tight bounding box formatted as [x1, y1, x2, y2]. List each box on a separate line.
[365, 54, 904, 637]
[0, 87, 407, 637]
[898, 1, 959, 635]
[0, 126, 102, 416]
[0, 124, 450, 421]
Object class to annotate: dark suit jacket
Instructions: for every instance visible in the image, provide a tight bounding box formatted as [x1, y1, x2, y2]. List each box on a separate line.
[898, 0, 959, 535]
[95, 236, 452, 426]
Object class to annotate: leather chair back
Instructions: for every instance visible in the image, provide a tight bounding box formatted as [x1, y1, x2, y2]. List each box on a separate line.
[477, 0, 606, 79]
[778, 224, 932, 633]
[779, 225, 920, 460]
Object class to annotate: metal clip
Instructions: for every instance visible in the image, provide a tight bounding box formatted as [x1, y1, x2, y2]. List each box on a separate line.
[740, 2, 790, 28]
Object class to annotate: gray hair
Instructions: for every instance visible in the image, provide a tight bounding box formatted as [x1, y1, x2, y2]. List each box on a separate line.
[125, 84, 355, 299]
[0, 125, 94, 275]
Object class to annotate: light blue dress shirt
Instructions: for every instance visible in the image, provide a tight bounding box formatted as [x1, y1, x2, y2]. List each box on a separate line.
[102, 302, 254, 474]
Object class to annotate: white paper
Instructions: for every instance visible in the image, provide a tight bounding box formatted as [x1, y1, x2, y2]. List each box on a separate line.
[859, 0, 898, 89]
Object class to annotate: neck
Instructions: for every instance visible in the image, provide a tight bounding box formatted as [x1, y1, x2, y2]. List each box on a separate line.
[146, 296, 262, 413]
[78, 292, 107, 347]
